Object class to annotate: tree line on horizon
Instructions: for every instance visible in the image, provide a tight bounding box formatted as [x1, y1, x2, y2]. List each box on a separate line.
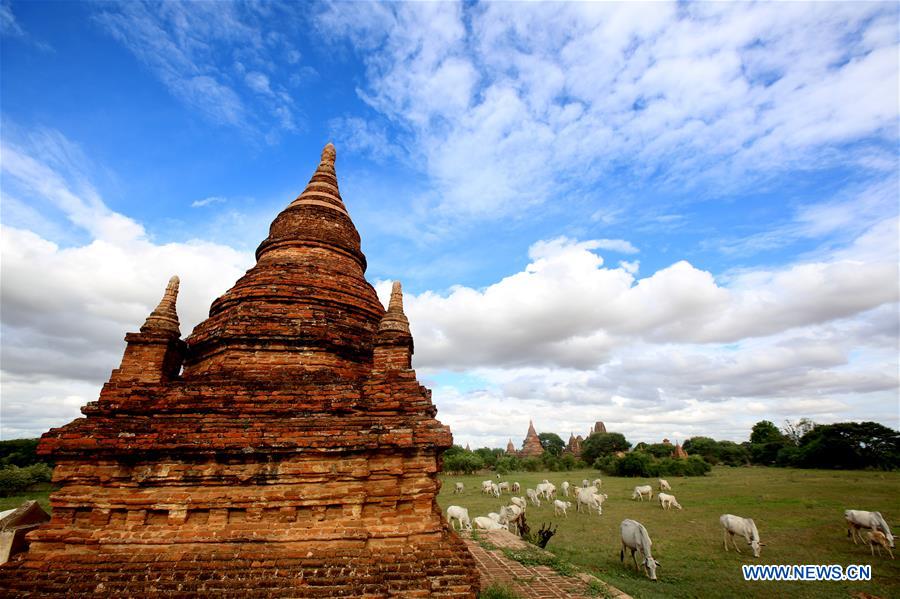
[1, 419, 897, 495]
[442, 419, 900, 477]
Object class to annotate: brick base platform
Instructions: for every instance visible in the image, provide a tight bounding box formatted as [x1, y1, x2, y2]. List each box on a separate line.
[462, 530, 630, 599]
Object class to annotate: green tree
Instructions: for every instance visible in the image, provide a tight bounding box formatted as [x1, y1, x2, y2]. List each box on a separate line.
[538, 432, 565, 457]
[749, 420, 788, 465]
[0, 439, 45, 468]
[795, 422, 900, 470]
[581, 432, 631, 464]
[443, 452, 484, 475]
[750, 420, 784, 444]
[683, 437, 720, 464]
[643, 443, 674, 459]
[716, 441, 749, 466]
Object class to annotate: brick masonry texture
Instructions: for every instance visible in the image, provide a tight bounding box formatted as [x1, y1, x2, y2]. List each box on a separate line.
[0, 144, 479, 597]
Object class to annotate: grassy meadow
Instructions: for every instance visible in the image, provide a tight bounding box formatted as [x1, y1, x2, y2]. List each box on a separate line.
[438, 467, 900, 599]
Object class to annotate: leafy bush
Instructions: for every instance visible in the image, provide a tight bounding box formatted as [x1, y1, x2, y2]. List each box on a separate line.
[594, 452, 710, 477]
[580, 432, 631, 464]
[443, 452, 484, 475]
[494, 456, 521, 474]
[0, 463, 53, 496]
[0, 439, 47, 468]
[521, 457, 542, 472]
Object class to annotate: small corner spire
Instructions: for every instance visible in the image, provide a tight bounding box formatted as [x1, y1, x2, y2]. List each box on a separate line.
[378, 280, 410, 334]
[140, 276, 181, 336]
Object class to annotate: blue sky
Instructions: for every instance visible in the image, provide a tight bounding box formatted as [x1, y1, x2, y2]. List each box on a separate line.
[1, 1, 898, 447]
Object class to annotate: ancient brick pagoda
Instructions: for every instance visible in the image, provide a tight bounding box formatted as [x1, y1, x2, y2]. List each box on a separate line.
[518, 421, 544, 458]
[1, 144, 478, 597]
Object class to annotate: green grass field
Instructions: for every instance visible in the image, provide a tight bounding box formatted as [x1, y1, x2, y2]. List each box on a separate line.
[438, 467, 900, 599]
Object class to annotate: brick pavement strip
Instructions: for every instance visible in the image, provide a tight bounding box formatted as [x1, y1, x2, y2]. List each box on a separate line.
[461, 530, 631, 599]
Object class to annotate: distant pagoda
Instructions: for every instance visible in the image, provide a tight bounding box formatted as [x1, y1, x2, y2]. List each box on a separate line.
[506, 439, 516, 454]
[519, 420, 544, 457]
[0, 144, 478, 597]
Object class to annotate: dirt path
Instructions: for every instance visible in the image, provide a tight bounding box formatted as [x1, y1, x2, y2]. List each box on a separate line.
[462, 530, 631, 599]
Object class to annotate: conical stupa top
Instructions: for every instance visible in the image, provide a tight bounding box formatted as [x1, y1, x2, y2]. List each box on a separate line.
[526, 420, 538, 437]
[288, 142, 347, 216]
[378, 281, 411, 334]
[140, 276, 180, 336]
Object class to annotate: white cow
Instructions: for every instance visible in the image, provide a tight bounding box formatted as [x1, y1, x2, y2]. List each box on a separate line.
[526, 488, 541, 507]
[473, 516, 506, 531]
[845, 510, 894, 548]
[498, 481, 510, 493]
[501, 504, 524, 535]
[632, 485, 653, 501]
[487, 512, 508, 524]
[658, 479, 672, 491]
[575, 489, 606, 515]
[446, 506, 472, 531]
[553, 500, 572, 517]
[509, 496, 527, 511]
[582, 479, 590, 488]
[490, 483, 501, 498]
[560, 481, 570, 497]
[536, 482, 556, 500]
[481, 480, 493, 494]
[658, 493, 682, 510]
[620, 519, 660, 581]
[592, 478, 603, 488]
[453, 482, 464, 494]
[511, 482, 521, 494]
[720, 514, 763, 558]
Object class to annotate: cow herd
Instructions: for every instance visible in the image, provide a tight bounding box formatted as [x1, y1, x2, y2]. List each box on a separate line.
[446, 476, 895, 582]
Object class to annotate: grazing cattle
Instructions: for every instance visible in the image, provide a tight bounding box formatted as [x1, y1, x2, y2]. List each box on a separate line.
[658, 479, 672, 492]
[526, 488, 541, 507]
[720, 514, 763, 558]
[512, 482, 521, 494]
[510, 496, 527, 511]
[592, 478, 603, 488]
[620, 519, 660, 581]
[473, 516, 506, 530]
[632, 485, 653, 501]
[582, 479, 590, 488]
[453, 482, 464, 494]
[575, 489, 605, 515]
[867, 530, 895, 559]
[536, 482, 556, 500]
[560, 481, 570, 497]
[845, 510, 894, 548]
[481, 480, 493, 494]
[446, 506, 472, 531]
[498, 481, 510, 493]
[490, 483, 501, 498]
[553, 500, 572, 518]
[658, 493, 682, 510]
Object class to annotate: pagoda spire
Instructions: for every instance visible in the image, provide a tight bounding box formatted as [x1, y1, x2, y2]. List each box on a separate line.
[374, 281, 413, 371]
[288, 142, 347, 215]
[378, 281, 411, 334]
[140, 276, 181, 336]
